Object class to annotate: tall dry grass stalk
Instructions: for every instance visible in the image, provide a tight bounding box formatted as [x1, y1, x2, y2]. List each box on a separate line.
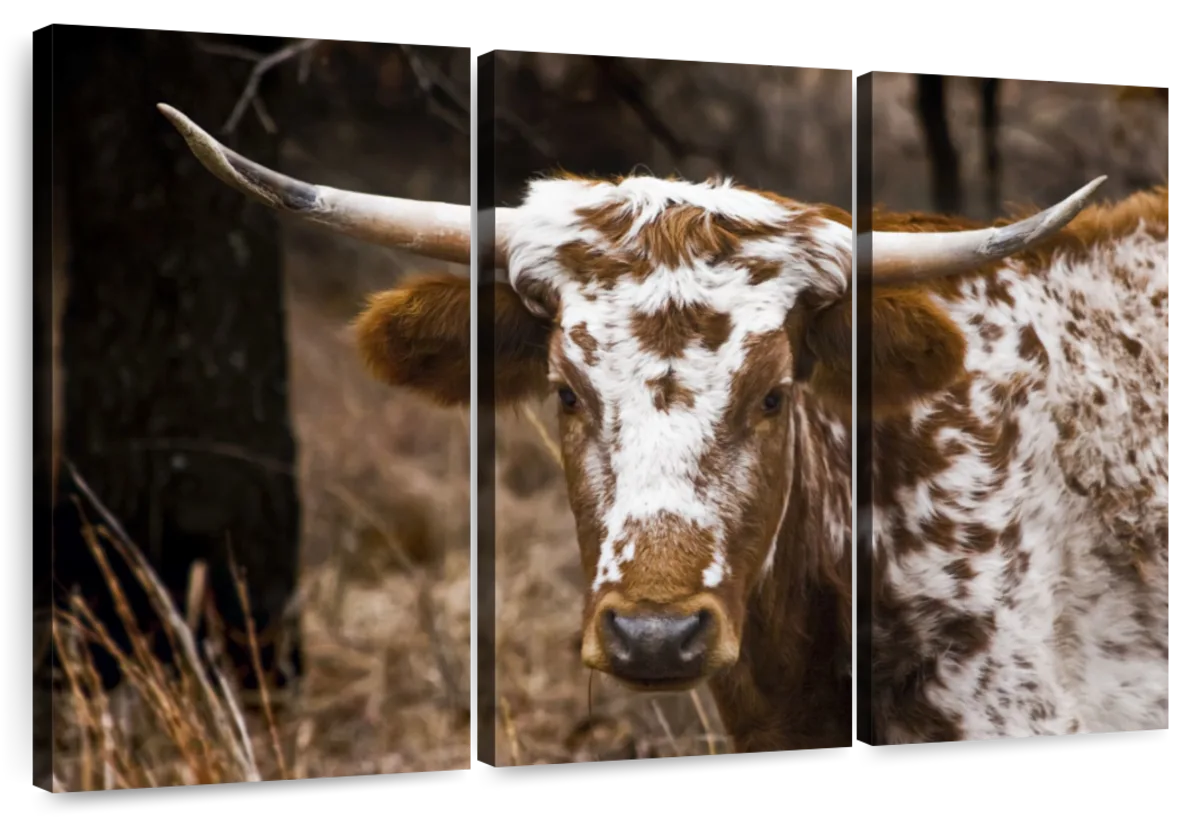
[47, 472, 289, 790]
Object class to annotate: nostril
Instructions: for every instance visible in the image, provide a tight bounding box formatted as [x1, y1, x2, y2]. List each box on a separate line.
[678, 611, 711, 662]
[602, 609, 633, 662]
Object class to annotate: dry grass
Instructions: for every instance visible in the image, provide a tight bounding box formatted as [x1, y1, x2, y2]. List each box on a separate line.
[50, 402, 471, 789]
[50, 519, 280, 790]
[49, 222, 472, 790]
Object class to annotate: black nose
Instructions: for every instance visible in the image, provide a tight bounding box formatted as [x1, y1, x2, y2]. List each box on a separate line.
[601, 610, 710, 683]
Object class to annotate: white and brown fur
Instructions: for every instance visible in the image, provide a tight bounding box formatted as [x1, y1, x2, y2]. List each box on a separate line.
[355, 177, 1168, 750]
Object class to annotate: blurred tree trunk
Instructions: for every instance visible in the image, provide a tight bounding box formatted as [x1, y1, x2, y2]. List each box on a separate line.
[47, 26, 302, 724]
[916, 74, 961, 214]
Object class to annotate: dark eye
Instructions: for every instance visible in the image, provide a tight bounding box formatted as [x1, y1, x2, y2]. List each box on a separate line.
[558, 386, 578, 412]
[762, 388, 784, 415]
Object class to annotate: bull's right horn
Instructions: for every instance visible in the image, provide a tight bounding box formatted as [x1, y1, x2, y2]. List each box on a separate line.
[159, 103, 478, 265]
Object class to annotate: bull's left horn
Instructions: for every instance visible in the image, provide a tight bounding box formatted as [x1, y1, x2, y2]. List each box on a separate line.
[866, 176, 1107, 283]
[158, 103, 473, 265]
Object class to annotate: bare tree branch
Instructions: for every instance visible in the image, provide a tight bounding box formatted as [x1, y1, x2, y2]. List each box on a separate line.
[210, 38, 320, 136]
[297, 47, 314, 85]
[398, 44, 468, 135]
[591, 56, 696, 162]
[250, 95, 277, 135]
[193, 39, 268, 63]
[495, 109, 555, 160]
[400, 44, 553, 158]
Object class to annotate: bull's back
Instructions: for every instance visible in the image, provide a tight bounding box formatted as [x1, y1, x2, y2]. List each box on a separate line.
[974, 214, 1169, 546]
[1017, 220, 1167, 734]
[1031, 216, 1167, 519]
[938, 214, 1167, 737]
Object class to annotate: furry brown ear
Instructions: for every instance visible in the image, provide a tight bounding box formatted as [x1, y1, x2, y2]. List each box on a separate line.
[354, 273, 552, 407]
[787, 289, 966, 417]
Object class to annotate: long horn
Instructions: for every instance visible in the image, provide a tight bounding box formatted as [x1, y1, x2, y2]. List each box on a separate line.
[159, 103, 482, 265]
[866, 176, 1107, 283]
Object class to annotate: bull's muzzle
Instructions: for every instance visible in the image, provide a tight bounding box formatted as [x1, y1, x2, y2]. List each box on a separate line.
[601, 609, 711, 685]
[583, 591, 738, 689]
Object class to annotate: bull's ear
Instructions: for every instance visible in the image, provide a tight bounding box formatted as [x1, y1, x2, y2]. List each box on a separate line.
[788, 289, 966, 417]
[353, 273, 552, 407]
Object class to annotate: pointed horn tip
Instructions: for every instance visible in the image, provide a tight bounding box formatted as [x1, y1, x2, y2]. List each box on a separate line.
[1040, 176, 1108, 225]
[156, 103, 214, 150]
[156, 103, 192, 131]
[156, 104, 230, 165]
[1081, 175, 1108, 197]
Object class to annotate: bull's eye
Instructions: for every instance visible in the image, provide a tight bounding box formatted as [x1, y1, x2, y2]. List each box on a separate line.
[558, 386, 579, 412]
[762, 388, 784, 415]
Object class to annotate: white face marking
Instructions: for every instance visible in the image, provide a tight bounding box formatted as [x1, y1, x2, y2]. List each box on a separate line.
[506, 176, 850, 594]
[702, 550, 728, 588]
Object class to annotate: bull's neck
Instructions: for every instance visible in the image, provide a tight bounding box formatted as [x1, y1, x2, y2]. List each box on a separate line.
[710, 397, 852, 752]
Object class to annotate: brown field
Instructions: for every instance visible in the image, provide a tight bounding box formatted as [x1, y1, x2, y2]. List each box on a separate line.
[46, 55, 1171, 782]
